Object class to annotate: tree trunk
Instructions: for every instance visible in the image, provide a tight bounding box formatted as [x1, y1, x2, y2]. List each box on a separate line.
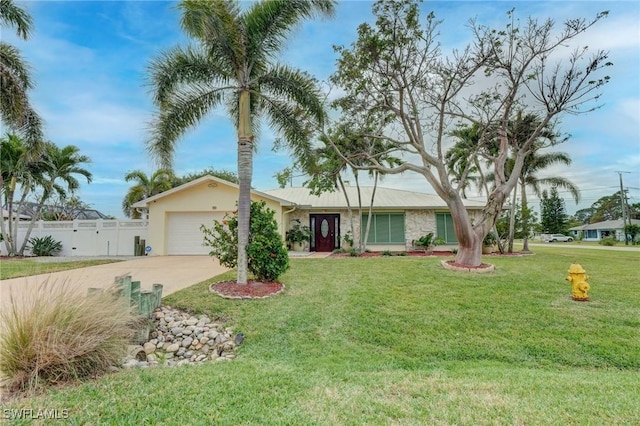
[18, 189, 51, 255]
[236, 89, 253, 285]
[452, 189, 508, 267]
[362, 171, 378, 252]
[6, 177, 18, 256]
[14, 189, 30, 255]
[521, 181, 531, 252]
[353, 170, 363, 252]
[337, 176, 355, 249]
[507, 185, 517, 253]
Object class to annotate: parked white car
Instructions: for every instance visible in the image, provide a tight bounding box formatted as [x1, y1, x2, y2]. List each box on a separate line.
[543, 234, 574, 243]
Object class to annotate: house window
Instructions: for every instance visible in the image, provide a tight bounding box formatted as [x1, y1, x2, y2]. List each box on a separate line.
[436, 213, 458, 243]
[361, 213, 405, 244]
[586, 230, 597, 238]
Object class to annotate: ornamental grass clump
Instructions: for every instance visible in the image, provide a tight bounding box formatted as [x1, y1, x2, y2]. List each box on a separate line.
[0, 280, 135, 395]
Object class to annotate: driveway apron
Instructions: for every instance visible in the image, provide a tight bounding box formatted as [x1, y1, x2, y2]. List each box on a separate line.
[0, 256, 227, 313]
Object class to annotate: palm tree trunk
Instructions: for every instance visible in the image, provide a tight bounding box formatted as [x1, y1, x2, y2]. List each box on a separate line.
[6, 176, 18, 256]
[17, 185, 51, 255]
[236, 90, 252, 285]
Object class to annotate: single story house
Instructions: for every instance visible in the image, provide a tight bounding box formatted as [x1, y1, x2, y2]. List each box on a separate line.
[569, 219, 640, 242]
[132, 175, 487, 255]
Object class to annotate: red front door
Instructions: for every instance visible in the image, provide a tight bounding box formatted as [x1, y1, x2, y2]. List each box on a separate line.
[311, 214, 339, 252]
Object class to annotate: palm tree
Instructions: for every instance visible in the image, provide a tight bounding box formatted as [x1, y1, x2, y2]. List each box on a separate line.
[147, 0, 335, 284]
[517, 151, 579, 251]
[0, 133, 46, 255]
[446, 124, 490, 198]
[0, 0, 43, 148]
[17, 143, 92, 255]
[122, 169, 173, 218]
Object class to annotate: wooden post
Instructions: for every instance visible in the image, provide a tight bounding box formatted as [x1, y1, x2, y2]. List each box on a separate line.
[152, 283, 163, 309]
[134, 236, 140, 256]
[130, 281, 141, 308]
[115, 275, 132, 304]
[139, 291, 153, 317]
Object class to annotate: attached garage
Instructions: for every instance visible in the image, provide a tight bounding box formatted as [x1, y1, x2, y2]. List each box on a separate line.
[166, 212, 225, 255]
[132, 175, 291, 256]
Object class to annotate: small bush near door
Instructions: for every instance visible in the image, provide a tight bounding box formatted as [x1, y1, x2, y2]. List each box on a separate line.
[201, 201, 289, 281]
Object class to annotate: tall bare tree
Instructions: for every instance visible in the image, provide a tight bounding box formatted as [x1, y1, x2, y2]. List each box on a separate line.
[327, 1, 610, 267]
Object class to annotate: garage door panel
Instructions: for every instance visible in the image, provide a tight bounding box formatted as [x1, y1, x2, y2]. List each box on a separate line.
[167, 212, 225, 255]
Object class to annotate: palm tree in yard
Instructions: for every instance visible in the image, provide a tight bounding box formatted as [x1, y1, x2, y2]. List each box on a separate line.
[147, 0, 335, 284]
[517, 151, 579, 251]
[122, 169, 173, 219]
[0, 0, 43, 149]
[16, 143, 92, 255]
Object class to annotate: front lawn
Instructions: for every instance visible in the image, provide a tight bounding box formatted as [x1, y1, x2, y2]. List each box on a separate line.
[0, 258, 123, 280]
[4, 246, 639, 424]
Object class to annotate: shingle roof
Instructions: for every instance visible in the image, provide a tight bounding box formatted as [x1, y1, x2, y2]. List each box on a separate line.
[569, 219, 640, 231]
[263, 186, 486, 210]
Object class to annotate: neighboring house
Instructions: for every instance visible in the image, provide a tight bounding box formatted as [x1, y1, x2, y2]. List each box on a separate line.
[133, 175, 486, 255]
[569, 219, 640, 242]
[2, 208, 30, 220]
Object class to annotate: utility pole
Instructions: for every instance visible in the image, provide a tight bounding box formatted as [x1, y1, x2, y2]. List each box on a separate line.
[616, 171, 631, 245]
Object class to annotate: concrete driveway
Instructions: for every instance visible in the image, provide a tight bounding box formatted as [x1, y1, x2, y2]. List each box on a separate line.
[0, 256, 228, 312]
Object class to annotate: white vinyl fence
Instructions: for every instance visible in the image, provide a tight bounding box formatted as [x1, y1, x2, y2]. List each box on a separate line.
[2, 219, 148, 257]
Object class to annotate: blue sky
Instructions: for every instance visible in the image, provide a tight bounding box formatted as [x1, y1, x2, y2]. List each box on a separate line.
[5, 0, 639, 218]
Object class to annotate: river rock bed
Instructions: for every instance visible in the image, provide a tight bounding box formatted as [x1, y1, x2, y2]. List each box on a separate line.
[118, 306, 241, 369]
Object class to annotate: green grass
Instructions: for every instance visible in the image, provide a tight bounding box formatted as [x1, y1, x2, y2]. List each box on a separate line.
[0, 259, 122, 280]
[3, 246, 639, 424]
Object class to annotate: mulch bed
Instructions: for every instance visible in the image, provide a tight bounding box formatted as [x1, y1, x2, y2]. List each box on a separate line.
[210, 280, 285, 299]
[331, 250, 454, 257]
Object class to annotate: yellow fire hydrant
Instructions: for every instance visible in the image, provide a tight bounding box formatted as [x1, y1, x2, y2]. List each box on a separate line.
[566, 262, 590, 301]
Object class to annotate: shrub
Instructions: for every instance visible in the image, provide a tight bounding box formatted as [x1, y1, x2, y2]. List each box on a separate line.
[599, 237, 617, 246]
[201, 201, 289, 281]
[28, 235, 62, 256]
[381, 250, 393, 256]
[433, 237, 447, 246]
[0, 281, 135, 394]
[285, 219, 311, 248]
[412, 232, 434, 251]
[349, 248, 359, 257]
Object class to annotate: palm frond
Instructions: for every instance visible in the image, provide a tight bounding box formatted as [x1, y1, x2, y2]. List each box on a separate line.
[256, 64, 325, 126]
[147, 45, 233, 107]
[245, 0, 335, 71]
[147, 88, 226, 168]
[0, 0, 33, 40]
[179, 0, 245, 75]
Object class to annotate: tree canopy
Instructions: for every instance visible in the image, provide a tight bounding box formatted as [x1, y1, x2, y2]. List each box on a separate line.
[322, 0, 610, 266]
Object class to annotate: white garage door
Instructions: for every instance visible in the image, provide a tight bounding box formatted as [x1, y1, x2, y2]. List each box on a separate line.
[167, 212, 226, 255]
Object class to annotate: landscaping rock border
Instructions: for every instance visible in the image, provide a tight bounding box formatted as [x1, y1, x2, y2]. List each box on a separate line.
[117, 306, 241, 369]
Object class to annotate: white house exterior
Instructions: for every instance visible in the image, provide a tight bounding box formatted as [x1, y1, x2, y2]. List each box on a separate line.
[569, 219, 640, 242]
